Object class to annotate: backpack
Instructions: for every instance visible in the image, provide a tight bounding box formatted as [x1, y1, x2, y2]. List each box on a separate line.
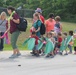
[37, 20, 46, 35]
[17, 17, 27, 32]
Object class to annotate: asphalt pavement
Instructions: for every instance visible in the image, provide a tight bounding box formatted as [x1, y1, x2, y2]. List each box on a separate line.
[0, 51, 76, 75]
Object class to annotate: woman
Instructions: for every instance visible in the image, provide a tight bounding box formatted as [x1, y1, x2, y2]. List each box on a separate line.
[7, 6, 21, 58]
[45, 13, 56, 33]
[0, 12, 7, 51]
[32, 13, 42, 38]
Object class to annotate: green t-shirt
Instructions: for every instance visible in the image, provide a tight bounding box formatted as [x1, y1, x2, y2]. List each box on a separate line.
[33, 20, 41, 38]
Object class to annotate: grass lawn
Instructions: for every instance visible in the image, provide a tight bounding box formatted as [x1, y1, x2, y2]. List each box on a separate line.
[4, 22, 76, 51]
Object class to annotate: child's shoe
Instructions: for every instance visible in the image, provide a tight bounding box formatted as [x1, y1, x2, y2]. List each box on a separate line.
[68, 52, 72, 54]
[35, 54, 40, 57]
[64, 53, 68, 55]
[59, 52, 63, 55]
[50, 55, 54, 58]
[45, 54, 50, 58]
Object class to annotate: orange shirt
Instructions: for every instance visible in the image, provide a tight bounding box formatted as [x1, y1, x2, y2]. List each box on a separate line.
[45, 19, 56, 32]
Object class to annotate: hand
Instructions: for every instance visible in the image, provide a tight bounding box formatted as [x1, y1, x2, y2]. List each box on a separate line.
[5, 31, 8, 34]
[10, 17, 13, 20]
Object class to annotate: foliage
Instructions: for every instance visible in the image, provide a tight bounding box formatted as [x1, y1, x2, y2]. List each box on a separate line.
[1, 0, 76, 22]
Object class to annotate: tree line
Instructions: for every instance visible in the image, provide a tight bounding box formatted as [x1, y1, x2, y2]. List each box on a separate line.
[1, 0, 76, 22]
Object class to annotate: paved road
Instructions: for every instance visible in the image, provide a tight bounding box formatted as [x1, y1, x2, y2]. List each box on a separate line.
[0, 51, 76, 75]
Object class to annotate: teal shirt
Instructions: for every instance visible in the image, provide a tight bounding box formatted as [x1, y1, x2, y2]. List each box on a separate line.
[33, 20, 41, 37]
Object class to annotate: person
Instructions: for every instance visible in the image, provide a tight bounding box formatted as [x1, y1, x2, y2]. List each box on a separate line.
[60, 33, 68, 55]
[40, 36, 47, 56]
[0, 12, 7, 51]
[60, 31, 73, 55]
[45, 32, 54, 58]
[6, 6, 21, 58]
[54, 16, 62, 35]
[68, 31, 73, 54]
[30, 31, 41, 57]
[45, 13, 56, 34]
[32, 13, 42, 38]
[73, 33, 76, 54]
[57, 33, 63, 50]
[54, 32, 62, 55]
[35, 8, 45, 24]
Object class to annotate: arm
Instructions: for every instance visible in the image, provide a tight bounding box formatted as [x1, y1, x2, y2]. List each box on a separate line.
[12, 19, 20, 24]
[60, 24, 62, 31]
[35, 27, 40, 32]
[5, 21, 10, 33]
[11, 13, 20, 24]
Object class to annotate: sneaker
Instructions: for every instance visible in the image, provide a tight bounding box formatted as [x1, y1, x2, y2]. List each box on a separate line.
[40, 52, 45, 56]
[30, 52, 34, 54]
[68, 52, 72, 54]
[45, 55, 50, 58]
[59, 52, 63, 55]
[17, 53, 21, 56]
[50, 55, 54, 58]
[9, 54, 17, 58]
[64, 53, 68, 55]
[35, 54, 40, 57]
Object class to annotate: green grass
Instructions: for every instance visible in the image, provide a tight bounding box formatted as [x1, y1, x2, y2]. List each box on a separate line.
[4, 22, 76, 51]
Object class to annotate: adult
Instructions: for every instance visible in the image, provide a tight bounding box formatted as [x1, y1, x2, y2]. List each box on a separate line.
[35, 8, 45, 24]
[45, 13, 56, 33]
[33, 13, 42, 38]
[7, 6, 21, 58]
[0, 12, 7, 51]
[35, 8, 46, 36]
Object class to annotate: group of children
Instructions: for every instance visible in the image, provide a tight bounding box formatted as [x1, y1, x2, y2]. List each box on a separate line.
[22, 13, 76, 58]
[23, 30, 76, 58]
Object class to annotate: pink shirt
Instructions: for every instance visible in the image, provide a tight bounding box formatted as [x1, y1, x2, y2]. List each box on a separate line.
[45, 19, 56, 32]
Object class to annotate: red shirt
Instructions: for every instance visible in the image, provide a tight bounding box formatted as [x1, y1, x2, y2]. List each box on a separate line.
[10, 13, 19, 34]
[40, 15, 45, 24]
[31, 36, 39, 45]
[58, 37, 62, 46]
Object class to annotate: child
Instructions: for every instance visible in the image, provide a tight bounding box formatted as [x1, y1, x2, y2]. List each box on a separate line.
[68, 31, 74, 54]
[60, 31, 73, 55]
[53, 32, 58, 55]
[55, 33, 62, 54]
[45, 32, 54, 58]
[54, 16, 62, 35]
[40, 37, 46, 56]
[73, 33, 76, 54]
[57, 33, 63, 50]
[60, 33, 68, 55]
[30, 31, 41, 57]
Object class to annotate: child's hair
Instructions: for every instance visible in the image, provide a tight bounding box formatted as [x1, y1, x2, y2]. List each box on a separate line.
[32, 31, 36, 35]
[50, 32, 53, 37]
[55, 16, 61, 21]
[46, 32, 53, 37]
[69, 31, 73, 36]
[58, 32, 62, 36]
[33, 13, 39, 19]
[63, 32, 67, 36]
